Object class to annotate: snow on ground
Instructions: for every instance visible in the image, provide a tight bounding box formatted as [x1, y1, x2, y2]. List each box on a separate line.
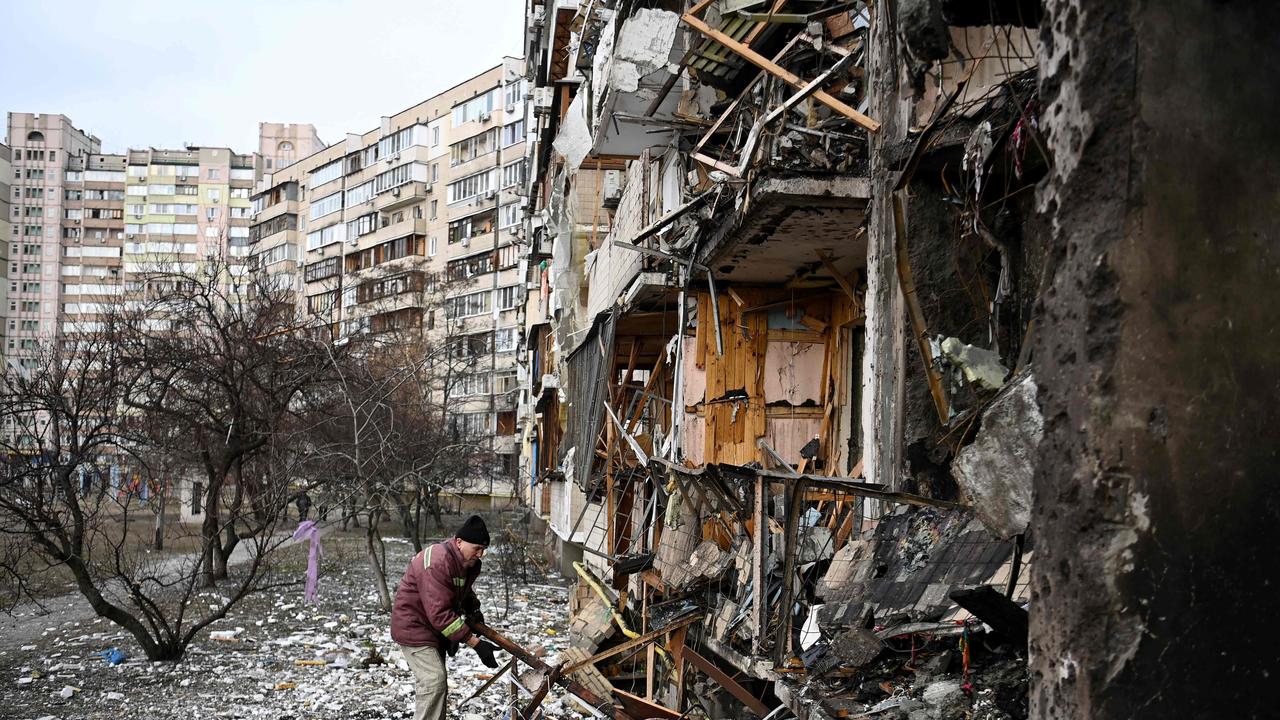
[0, 533, 587, 720]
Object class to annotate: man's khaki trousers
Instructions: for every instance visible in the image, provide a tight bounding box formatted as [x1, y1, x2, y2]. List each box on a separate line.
[401, 644, 448, 720]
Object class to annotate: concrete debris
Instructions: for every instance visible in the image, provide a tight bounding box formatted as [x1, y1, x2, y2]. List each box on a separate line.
[687, 540, 735, 583]
[605, 9, 680, 94]
[952, 372, 1041, 539]
[911, 680, 969, 720]
[827, 628, 883, 667]
[940, 337, 1009, 391]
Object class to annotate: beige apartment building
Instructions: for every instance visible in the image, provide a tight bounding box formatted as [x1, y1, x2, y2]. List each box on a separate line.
[5, 113, 101, 372]
[249, 57, 530, 501]
[120, 146, 257, 280]
[4, 112, 289, 356]
[0, 143, 9, 367]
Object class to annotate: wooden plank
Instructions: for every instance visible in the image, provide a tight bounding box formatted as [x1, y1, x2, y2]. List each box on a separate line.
[670, 623, 689, 710]
[741, 0, 788, 45]
[815, 249, 860, 303]
[695, 293, 708, 370]
[519, 664, 563, 720]
[834, 504, 857, 550]
[681, 13, 880, 133]
[614, 689, 682, 720]
[692, 151, 741, 176]
[768, 329, 826, 343]
[745, 301, 768, 466]
[683, 647, 772, 717]
[563, 615, 703, 674]
[799, 314, 828, 333]
[645, 638, 656, 700]
[472, 622, 631, 720]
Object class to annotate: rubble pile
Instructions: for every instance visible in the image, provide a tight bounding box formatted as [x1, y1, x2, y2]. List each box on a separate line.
[0, 537, 585, 720]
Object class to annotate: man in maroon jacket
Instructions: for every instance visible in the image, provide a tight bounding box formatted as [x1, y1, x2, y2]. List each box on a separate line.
[392, 515, 502, 720]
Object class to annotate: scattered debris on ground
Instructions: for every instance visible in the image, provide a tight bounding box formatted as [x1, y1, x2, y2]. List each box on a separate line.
[0, 535, 586, 720]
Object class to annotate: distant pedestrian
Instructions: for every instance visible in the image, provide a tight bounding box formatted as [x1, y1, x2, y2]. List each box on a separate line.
[296, 492, 312, 521]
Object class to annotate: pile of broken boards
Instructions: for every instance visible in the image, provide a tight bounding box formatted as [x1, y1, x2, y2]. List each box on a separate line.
[780, 505, 1031, 720]
[549, 499, 1031, 720]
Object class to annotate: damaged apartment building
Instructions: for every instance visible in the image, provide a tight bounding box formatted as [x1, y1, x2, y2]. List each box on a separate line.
[512, 0, 1277, 719]
[509, 1, 1045, 719]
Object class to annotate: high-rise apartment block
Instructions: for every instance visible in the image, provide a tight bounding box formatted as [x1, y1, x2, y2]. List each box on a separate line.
[5, 113, 102, 372]
[249, 58, 529, 497]
[4, 59, 528, 502]
[1, 142, 10, 367]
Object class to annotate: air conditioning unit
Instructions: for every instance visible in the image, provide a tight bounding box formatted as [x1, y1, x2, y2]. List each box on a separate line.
[392, 188, 401, 197]
[385, 156, 395, 164]
[483, 190, 497, 200]
[532, 6, 545, 26]
[461, 236, 470, 248]
[508, 227, 519, 236]
[478, 112, 492, 123]
[505, 105, 516, 114]
[424, 183, 433, 193]
[126, 233, 135, 239]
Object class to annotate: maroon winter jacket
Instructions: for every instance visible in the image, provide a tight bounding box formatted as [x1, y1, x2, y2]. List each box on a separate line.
[390, 539, 482, 648]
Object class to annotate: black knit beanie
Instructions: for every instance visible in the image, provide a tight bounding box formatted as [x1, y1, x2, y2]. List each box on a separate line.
[455, 515, 490, 546]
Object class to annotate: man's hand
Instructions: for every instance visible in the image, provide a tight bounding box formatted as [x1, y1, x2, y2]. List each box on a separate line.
[473, 640, 501, 668]
[467, 610, 485, 627]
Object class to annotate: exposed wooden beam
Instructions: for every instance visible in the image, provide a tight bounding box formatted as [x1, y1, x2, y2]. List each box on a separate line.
[693, 34, 807, 156]
[815, 249, 860, 303]
[683, 647, 772, 717]
[681, 13, 880, 133]
[562, 614, 702, 674]
[615, 689, 683, 720]
[473, 622, 633, 720]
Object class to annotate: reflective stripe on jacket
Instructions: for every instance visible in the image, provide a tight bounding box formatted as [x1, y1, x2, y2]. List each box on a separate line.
[390, 540, 481, 648]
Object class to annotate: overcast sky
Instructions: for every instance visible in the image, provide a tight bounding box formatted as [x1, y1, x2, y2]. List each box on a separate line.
[0, 0, 525, 154]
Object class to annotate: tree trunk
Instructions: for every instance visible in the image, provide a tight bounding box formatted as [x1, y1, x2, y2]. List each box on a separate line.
[215, 526, 239, 581]
[66, 558, 180, 661]
[199, 482, 220, 588]
[152, 494, 165, 551]
[366, 512, 392, 612]
[410, 490, 424, 552]
[428, 488, 443, 531]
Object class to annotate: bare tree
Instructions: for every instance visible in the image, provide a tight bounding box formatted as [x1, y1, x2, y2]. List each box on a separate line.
[299, 270, 500, 611]
[0, 316, 296, 660]
[117, 257, 338, 587]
